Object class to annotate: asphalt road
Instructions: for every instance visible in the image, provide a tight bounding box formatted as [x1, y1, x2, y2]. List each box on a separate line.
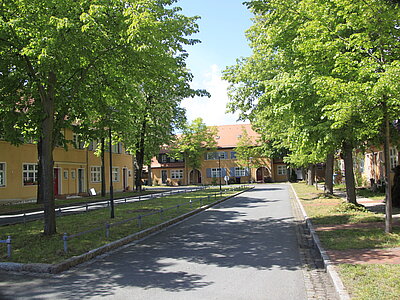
[0, 184, 307, 300]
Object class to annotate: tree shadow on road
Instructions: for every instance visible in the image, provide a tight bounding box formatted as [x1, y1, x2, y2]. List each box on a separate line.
[1, 189, 303, 299]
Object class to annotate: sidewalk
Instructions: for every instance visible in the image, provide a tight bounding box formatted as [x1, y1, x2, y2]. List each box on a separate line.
[314, 185, 400, 265]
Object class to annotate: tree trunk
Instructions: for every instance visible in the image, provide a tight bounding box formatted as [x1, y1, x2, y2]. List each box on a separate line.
[101, 137, 106, 197]
[383, 106, 392, 233]
[325, 153, 334, 194]
[307, 164, 315, 185]
[342, 141, 357, 204]
[135, 118, 147, 192]
[147, 164, 152, 186]
[36, 138, 43, 204]
[40, 72, 57, 235]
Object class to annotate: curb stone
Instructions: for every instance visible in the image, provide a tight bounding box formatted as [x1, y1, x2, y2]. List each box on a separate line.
[0, 187, 253, 274]
[290, 183, 351, 300]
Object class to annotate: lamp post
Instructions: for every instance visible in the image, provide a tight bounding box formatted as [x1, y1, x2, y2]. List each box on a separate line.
[109, 126, 115, 219]
[218, 155, 222, 191]
[248, 157, 253, 184]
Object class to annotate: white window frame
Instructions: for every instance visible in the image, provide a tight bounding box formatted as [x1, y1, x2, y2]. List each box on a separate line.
[112, 167, 120, 182]
[73, 133, 85, 149]
[111, 143, 121, 154]
[277, 165, 287, 176]
[235, 167, 246, 177]
[90, 166, 102, 183]
[390, 147, 398, 169]
[171, 169, 183, 179]
[0, 162, 6, 187]
[206, 152, 226, 160]
[211, 168, 221, 178]
[23, 163, 38, 186]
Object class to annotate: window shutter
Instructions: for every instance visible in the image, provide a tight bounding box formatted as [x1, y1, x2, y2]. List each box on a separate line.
[221, 168, 227, 177]
[206, 168, 211, 178]
[230, 167, 235, 177]
[224, 152, 229, 159]
[118, 143, 122, 154]
[245, 168, 250, 176]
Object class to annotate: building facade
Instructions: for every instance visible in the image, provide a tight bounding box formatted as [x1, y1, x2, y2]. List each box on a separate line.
[0, 128, 134, 202]
[150, 124, 289, 186]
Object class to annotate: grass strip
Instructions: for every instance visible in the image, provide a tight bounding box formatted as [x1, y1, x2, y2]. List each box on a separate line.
[0, 187, 244, 264]
[318, 227, 400, 250]
[338, 264, 400, 300]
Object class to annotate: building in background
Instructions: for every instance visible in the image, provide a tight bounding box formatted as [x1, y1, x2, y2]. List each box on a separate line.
[0, 128, 134, 202]
[150, 124, 288, 186]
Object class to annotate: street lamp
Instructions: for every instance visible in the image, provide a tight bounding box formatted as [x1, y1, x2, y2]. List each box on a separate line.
[109, 126, 115, 219]
[248, 157, 253, 184]
[218, 155, 222, 191]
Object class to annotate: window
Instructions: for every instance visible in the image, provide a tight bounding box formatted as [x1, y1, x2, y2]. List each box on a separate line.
[206, 152, 226, 160]
[211, 168, 221, 178]
[277, 165, 287, 176]
[112, 167, 120, 182]
[231, 151, 237, 159]
[23, 163, 38, 185]
[390, 148, 398, 169]
[73, 134, 85, 149]
[88, 140, 99, 151]
[64, 170, 68, 180]
[235, 167, 246, 177]
[71, 170, 76, 179]
[0, 163, 5, 187]
[160, 154, 167, 163]
[171, 169, 183, 179]
[90, 166, 101, 183]
[112, 143, 122, 154]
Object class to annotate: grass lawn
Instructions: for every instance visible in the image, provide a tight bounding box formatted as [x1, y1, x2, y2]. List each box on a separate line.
[0, 187, 245, 264]
[338, 264, 400, 300]
[292, 182, 400, 299]
[0, 190, 163, 215]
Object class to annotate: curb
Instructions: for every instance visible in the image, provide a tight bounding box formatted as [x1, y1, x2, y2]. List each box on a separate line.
[0, 187, 253, 274]
[290, 184, 351, 300]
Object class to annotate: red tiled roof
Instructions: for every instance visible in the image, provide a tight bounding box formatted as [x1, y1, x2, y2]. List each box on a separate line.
[214, 124, 259, 148]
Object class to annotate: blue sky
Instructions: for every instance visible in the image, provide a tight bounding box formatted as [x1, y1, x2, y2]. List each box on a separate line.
[177, 0, 253, 126]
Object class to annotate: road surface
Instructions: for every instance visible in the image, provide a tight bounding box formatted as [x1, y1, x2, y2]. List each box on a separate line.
[0, 184, 309, 300]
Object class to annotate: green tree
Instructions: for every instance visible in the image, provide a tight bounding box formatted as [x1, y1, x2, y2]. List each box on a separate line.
[224, 0, 400, 210]
[170, 118, 217, 179]
[0, 0, 201, 235]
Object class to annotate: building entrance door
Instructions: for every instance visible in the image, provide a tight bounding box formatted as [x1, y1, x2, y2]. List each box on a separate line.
[78, 168, 85, 193]
[162, 170, 167, 184]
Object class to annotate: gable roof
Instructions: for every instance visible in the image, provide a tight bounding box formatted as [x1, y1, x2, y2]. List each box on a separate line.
[214, 124, 259, 148]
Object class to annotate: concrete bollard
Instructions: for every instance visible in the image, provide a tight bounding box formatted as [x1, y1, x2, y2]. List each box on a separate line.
[6, 236, 11, 258]
[63, 233, 68, 253]
[105, 223, 110, 238]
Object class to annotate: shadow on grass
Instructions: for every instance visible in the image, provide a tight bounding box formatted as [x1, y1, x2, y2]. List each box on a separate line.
[0, 185, 304, 299]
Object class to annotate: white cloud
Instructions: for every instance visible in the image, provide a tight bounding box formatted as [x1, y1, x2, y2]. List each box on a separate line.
[181, 64, 247, 126]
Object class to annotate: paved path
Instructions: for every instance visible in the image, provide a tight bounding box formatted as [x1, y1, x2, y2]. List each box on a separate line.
[0, 184, 312, 300]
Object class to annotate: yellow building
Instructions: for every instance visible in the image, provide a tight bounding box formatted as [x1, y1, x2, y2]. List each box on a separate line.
[0, 128, 134, 202]
[150, 124, 288, 186]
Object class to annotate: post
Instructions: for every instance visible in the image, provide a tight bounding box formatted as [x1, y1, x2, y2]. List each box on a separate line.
[138, 215, 142, 228]
[106, 223, 110, 238]
[63, 233, 68, 253]
[218, 156, 222, 191]
[6, 236, 11, 258]
[109, 127, 115, 218]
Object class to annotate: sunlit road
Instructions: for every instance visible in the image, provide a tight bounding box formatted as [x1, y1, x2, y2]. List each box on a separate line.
[0, 184, 307, 300]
